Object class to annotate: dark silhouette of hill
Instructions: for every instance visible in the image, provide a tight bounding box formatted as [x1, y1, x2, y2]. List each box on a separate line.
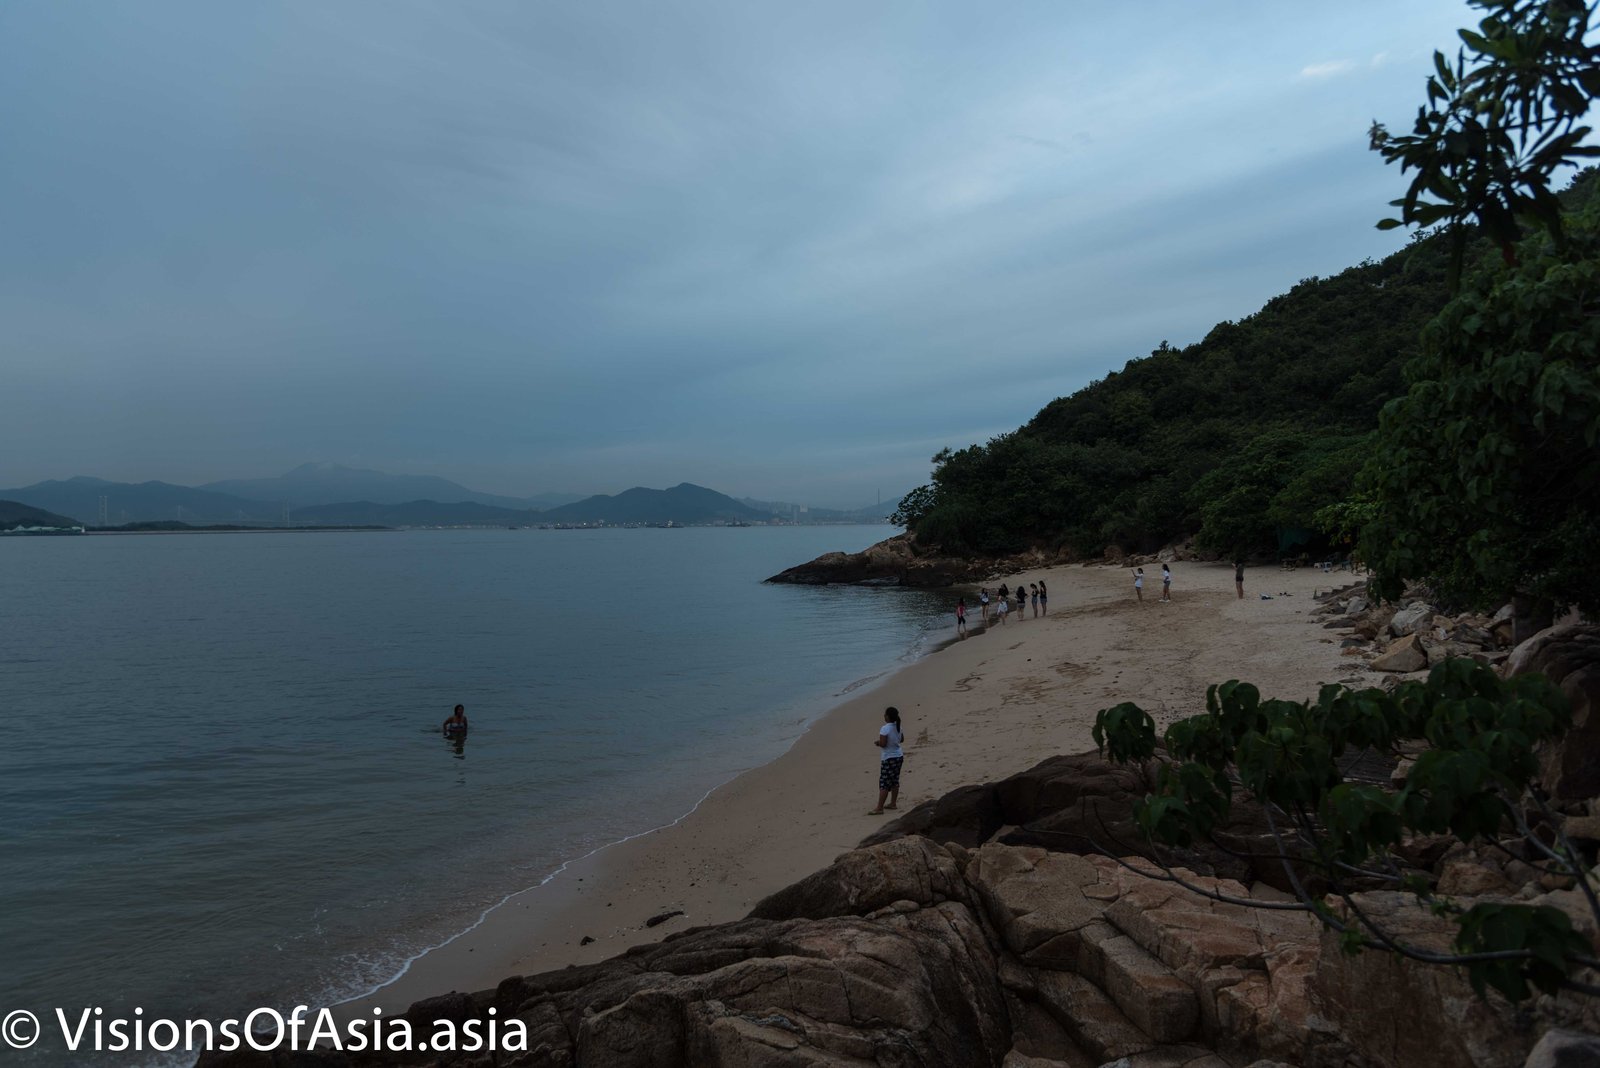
[0, 477, 279, 525]
[539, 483, 767, 525]
[0, 499, 83, 530]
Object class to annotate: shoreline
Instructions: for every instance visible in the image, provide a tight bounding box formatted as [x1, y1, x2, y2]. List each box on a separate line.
[341, 560, 1361, 1014]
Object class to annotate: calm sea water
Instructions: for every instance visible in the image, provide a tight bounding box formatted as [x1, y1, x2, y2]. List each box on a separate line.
[0, 525, 950, 1062]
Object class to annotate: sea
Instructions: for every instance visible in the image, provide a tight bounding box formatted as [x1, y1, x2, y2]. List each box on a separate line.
[0, 525, 952, 1064]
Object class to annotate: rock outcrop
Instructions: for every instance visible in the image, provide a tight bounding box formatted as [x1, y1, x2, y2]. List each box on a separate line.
[1306, 585, 1521, 679]
[198, 742, 1599, 1068]
[1506, 623, 1600, 800]
[766, 532, 1072, 587]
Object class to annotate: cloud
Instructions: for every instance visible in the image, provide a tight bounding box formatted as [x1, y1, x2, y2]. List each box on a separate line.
[0, 0, 1474, 507]
[1300, 59, 1357, 79]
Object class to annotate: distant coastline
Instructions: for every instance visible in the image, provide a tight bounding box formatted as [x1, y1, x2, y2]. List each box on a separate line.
[82, 525, 396, 535]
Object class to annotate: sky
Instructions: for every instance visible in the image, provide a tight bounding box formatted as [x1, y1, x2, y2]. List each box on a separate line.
[0, 1, 1474, 508]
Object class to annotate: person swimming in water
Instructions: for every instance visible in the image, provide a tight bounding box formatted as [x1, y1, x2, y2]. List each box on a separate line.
[442, 704, 469, 735]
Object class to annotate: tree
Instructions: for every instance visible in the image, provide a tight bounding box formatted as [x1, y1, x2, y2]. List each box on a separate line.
[1093, 660, 1599, 1003]
[1369, 0, 1600, 269]
[1360, 195, 1600, 618]
[1360, 0, 1600, 619]
[890, 484, 936, 530]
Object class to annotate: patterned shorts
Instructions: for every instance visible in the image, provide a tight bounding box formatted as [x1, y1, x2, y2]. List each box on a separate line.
[879, 756, 903, 791]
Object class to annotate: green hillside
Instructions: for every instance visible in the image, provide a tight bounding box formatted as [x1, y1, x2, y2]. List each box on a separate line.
[897, 172, 1596, 561]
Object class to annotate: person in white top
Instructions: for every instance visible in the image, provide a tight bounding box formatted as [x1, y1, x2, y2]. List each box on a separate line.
[1133, 568, 1144, 602]
[869, 706, 905, 815]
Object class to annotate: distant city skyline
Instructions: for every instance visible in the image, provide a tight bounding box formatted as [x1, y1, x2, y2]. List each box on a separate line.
[2, 1, 1471, 505]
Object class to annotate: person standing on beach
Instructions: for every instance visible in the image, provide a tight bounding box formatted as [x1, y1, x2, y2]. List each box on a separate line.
[1133, 568, 1144, 602]
[1038, 580, 1048, 615]
[1029, 583, 1039, 617]
[869, 706, 905, 814]
[1015, 585, 1026, 618]
[996, 593, 1008, 624]
[1161, 564, 1172, 602]
[998, 583, 1009, 606]
[1235, 561, 1245, 599]
[955, 597, 968, 638]
[979, 587, 990, 622]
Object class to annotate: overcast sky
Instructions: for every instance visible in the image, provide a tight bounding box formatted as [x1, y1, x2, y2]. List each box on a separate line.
[1, 1, 1470, 507]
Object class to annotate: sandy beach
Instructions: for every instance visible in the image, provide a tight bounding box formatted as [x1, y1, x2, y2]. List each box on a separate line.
[350, 560, 1366, 1012]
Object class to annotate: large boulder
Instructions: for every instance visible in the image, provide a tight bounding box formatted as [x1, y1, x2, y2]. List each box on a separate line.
[859, 782, 1003, 850]
[574, 908, 1011, 1067]
[1506, 623, 1600, 800]
[747, 835, 970, 920]
[1524, 1028, 1600, 1068]
[1389, 603, 1435, 637]
[1309, 892, 1541, 1068]
[1371, 634, 1427, 673]
[869, 750, 1292, 892]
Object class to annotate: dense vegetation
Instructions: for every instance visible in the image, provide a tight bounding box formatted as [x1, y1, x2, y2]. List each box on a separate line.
[1363, 191, 1600, 617]
[898, 0, 1598, 577]
[894, 226, 1461, 560]
[1093, 0, 1600, 1003]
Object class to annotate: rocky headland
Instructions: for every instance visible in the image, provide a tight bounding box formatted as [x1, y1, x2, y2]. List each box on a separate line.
[765, 533, 1233, 588]
[765, 532, 1074, 587]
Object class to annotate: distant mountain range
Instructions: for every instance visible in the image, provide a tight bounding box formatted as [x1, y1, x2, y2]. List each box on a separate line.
[0, 465, 893, 528]
[2, 477, 281, 526]
[198, 462, 583, 510]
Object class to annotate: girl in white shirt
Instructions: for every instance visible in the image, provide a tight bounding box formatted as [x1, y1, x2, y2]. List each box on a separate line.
[869, 706, 905, 814]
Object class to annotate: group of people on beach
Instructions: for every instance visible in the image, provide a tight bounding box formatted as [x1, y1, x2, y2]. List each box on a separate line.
[954, 581, 1046, 637]
[1131, 564, 1173, 602]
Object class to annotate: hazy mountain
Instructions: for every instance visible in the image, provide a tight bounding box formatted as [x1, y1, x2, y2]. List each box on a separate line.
[291, 499, 539, 526]
[539, 483, 766, 525]
[526, 492, 586, 509]
[0, 477, 279, 525]
[0, 499, 83, 530]
[0, 470, 883, 527]
[198, 463, 533, 509]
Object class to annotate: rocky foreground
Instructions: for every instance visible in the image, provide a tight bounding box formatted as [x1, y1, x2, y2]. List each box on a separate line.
[201, 623, 1600, 1068]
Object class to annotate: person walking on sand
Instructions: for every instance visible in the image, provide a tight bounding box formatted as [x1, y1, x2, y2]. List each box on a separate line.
[955, 597, 968, 638]
[1015, 584, 1026, 618]
[1235, 561, 1245, 599]
[1161, 564, 1172, 602]
[1038, 580, 1048, 615]
[1030, 583, 1039, 617]
[996, 593, 1008, 624]
[1133, 568, 1144, 602]
[869, 706, 905, 814]
[979, 587, 990, 623]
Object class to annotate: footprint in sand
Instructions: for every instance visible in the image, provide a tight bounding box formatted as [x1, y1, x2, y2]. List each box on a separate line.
[953, 674, 983, 693]
[1008, 642, 1024, 651]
